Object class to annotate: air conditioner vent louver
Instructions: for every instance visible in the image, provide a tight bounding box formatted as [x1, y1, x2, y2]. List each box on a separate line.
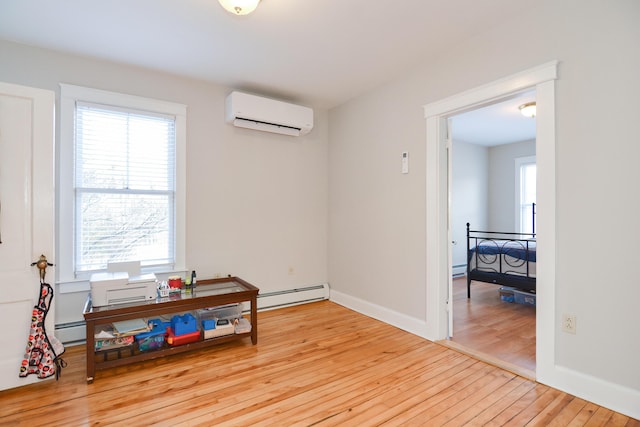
[225, 91, 313, 137]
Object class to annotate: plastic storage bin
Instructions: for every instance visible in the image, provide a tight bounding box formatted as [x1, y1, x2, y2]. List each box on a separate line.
[499, 287, 516, 303]
[196, 303, 242, 323]
[513, 289, 536, 306]
[235, 317, 252, 334]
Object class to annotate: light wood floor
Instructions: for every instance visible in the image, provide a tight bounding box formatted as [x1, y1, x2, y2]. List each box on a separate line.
[1, 300, 637, 426]
[447, 278, 536, 379]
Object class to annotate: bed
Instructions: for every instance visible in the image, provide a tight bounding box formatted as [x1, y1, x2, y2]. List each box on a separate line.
[466, 222, 536, 298]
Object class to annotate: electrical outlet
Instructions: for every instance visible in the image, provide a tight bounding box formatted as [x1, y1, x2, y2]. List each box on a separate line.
[562, 313, 576, 334]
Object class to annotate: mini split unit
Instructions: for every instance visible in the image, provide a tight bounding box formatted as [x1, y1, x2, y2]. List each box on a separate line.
[225, 91, 314, 137]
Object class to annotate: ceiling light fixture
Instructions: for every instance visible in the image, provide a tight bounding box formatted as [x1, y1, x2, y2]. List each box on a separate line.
[519, 102, 536, 118]
[218, 0, 261, 15]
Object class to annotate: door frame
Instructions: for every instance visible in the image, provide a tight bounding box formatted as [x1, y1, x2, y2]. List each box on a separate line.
[423, 61, 558, 381]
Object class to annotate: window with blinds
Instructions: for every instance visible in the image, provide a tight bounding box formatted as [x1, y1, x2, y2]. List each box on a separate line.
[74, 102, 176, 273]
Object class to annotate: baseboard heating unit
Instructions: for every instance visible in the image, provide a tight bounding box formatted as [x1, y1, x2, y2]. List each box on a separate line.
[452, 263, 467, 277]
[55, 321, 87, 345]
[257, 283, 330, 311]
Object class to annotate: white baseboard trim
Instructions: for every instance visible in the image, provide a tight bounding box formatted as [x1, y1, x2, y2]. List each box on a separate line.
[329, 289, 427, 338]
[539, 364, 640, 420]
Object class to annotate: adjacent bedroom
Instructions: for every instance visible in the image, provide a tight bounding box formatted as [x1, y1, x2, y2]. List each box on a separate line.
[448, 90, 537, 378]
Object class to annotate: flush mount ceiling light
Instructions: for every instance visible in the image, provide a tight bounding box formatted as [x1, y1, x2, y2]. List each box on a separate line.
[519, 102, 536, 118]
[218, 0, 261, 15]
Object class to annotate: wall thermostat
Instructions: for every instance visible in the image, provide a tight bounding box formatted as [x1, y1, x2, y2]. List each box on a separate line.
[402, 151, 409, 174]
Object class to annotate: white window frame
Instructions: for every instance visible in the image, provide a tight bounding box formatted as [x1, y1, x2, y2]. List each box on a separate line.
[58, 84, 186, 283]
[515, 155, 536, 235]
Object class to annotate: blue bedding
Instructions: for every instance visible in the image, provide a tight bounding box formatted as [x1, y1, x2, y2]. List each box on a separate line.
[470, 240, 536, 262]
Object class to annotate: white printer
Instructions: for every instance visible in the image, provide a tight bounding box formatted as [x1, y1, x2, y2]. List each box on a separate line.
[90, 269, 157, 307]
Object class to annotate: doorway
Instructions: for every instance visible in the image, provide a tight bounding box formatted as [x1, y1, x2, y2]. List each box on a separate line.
[423, 61, 558, 381]
[447, 93, 537, 377]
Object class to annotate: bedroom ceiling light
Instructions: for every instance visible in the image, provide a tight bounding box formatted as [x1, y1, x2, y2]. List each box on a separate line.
[519, 102, 536, 118]
[218, 0, 260, 15]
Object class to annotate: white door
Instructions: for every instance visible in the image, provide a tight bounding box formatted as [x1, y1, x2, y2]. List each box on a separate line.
[0, 81, 55, 390]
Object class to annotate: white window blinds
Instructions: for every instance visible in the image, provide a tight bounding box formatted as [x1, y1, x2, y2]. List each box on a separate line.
[74, 101, 176, 273]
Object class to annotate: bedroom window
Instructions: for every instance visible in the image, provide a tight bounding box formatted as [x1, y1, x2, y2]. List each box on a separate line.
[516, 156, 536, 235]
[59, 84, 186, 281]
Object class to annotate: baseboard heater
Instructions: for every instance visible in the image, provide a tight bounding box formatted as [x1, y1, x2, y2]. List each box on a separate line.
[55, 321, 87, 345]
[256, 283, 330, 311]
[452, 264, 467, 278]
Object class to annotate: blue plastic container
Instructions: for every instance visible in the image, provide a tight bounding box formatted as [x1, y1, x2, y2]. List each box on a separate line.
[171, 313, 197, 336]
[499, 287, 515, 303]
[202, 319, 216, 330]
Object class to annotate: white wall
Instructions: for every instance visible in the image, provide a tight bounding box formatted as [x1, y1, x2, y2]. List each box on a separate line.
[488, 139, 536, 231]
[328, 0, 640, 416]
[0, 40, 329, 330]
[328, 84, 427, 320]
[451, 141, 488, 273]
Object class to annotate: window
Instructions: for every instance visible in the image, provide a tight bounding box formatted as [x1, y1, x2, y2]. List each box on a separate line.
[515, 156, 536, 235]
[59, 85, 186, 282]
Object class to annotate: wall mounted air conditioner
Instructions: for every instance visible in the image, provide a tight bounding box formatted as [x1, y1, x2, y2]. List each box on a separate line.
[225, 91, 314, 137]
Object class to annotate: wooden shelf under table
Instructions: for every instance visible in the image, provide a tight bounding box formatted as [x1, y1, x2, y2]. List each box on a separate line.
[82, 276, 259, 383]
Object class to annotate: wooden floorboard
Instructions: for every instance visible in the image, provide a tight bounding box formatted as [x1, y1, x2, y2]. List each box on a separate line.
[448, 277, 536, 377]
[0, 300, 637, 426]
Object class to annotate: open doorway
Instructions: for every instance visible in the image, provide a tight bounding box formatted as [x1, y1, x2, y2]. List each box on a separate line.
[423, 61, 558, 383]
[448, 91, 537, 377]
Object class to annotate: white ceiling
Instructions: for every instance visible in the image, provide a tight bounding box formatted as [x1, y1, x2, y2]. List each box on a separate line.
[0, 0, 536, 144]
[451, 90, 537, 146]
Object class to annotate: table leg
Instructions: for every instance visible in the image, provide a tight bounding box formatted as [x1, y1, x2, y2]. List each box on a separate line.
[251, 295, 258, 345]
[85, 319, 95, 383]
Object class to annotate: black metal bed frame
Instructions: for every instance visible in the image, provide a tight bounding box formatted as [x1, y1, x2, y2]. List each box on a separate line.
[466, 222, 536, 298]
